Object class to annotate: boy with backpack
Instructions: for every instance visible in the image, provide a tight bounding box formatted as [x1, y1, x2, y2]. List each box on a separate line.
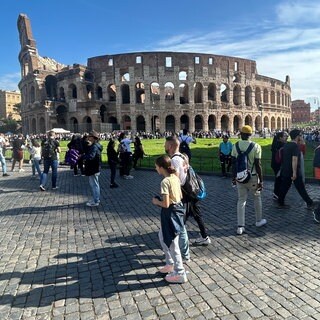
[178, 129, 196, 161]
[231, 125, 267, 235]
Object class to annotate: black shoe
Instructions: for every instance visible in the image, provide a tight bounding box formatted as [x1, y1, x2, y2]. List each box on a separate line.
[2, 173, 9, 177]
[110, 183, 119, 188]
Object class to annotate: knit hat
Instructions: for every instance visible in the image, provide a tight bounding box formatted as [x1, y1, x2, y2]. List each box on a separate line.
[241, 125, 253, 135]
[88, 130, 99, 139]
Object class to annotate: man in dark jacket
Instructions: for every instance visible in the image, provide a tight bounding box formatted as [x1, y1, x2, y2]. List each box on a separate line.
[82, 130, 103, 207]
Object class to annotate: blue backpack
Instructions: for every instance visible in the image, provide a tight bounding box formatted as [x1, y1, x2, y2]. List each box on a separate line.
[183, 166, 207, 200]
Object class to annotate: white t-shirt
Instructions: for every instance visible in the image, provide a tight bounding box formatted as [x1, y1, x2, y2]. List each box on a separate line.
[179, 135, 193, 145]
[171, 153, 187, 186]
[121, 138, 132, 152]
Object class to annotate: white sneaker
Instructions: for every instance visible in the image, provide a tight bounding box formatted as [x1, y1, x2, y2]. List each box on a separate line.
[86, 201, 99, 207]
[19, 168, 25, 172]
[124, 175, 134, 179]
[256, 219, 267, 227]
[237, 227, 245, 235]
[193, 236, 211, 246]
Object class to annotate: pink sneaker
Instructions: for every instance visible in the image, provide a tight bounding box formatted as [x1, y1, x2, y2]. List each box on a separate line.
[159, 264, 174, 274]
[165, 272, 187, 284]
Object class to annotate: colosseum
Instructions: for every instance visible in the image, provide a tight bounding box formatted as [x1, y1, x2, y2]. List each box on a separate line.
[17, 14, 291, 135]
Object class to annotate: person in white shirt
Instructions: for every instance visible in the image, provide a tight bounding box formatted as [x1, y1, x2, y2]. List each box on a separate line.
[0, 133, 9, 176]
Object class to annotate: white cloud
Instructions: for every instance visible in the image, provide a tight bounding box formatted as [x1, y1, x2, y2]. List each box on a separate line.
[276, 1, 320, 25]
[0, 73, 20, 91]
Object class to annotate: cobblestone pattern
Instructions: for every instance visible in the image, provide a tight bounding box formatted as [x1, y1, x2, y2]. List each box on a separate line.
[0, 164, 319, 319]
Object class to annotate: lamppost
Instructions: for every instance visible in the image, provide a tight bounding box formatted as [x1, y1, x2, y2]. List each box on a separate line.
[258, 103, 263, 137]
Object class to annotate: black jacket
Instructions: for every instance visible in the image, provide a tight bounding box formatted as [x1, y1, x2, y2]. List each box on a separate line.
[83, 142, 102, 176]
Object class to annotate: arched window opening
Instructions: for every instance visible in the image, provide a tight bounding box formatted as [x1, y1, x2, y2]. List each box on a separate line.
[45, 75, 57, 100]
[244, 115, 252, 127]
[179, 71, 187, 81]
[220, 84, 229, 103]
[83, 116, 92, 132]
[233, 85, 241, 105]
[136, 82, 145, 104]
[59, 87, 65, 101]
[208, 83, 216, 101]
[96, 86, 103, 100]
[180, 114, 189, 130]
[30, 86, 35, 103]
[165, 82, 174, 101]
[271, 117, 276, 130]
[70, 117, 78, 133]
[221, 115, 229, 131]
[150, 82, 160, 103]
[165, 115, 175, 132]
[277, 117, 281, 129]
[69, 84, 77, 99]
[271, 91, 275, 104]
[263, 89, 268, 103]
[86, 85, 94, 100]
[108, 84, 116, 102]
[255, 87, 261, 105]
[121, 72, 130, 82]
[245, 86, 252, 106]
[208, 115, 216, 130]
[179, 84, 189, 104]
[84, 72, 93, 82]
[121, 84, 130, 104]
[123, 115, 131, 130]
[100, 105, 107, 123]
[233, 115, 241, 132]
[56, 105, 68, 128]
[195, 115, 203, 131]
[277, 91, 281, 105]
[136, 115, 145, 132]
[194, 82, 203, 103]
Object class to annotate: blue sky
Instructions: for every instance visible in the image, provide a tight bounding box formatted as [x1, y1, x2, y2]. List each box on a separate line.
[1, 0, 320, 108]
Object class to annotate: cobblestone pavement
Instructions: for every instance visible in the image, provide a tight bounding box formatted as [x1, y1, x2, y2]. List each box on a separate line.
[0, 164, 320, 320]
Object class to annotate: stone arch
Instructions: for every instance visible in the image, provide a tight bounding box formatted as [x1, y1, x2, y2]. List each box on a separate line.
[208, 83, 216, 101]
[255, 87, 261, 104]
[86, 84, 94, 100]
[83, 116, 92, 132]
[233, 115, 241, 132]
[220, 84, 229, 103]
[84, 71, 94, 82]
[70, 117, 79, 133]
[136, 82, 145, 103]
[59, 87, 65, 101]
[108, 84, 116, 102]
[221, 115, 229, 131]
[194, 115, 203, 131]
[150, 82, 160, 103]
[263, 88, 268, 103]
[108, 116, 117, 124]
[208, 115, 216, 130]
[96, 86, 103, 100]
[180, 114, 189, 130]
[123, 115, 131, 130]
[56, 105, 68, 128]
[179, 83, 189, 104]
[31, 118, 36, 133]
[282, 118, 285, 129]
[271, 116, 276, 130]
[270, 90, 275, 104]
[68, 84, 77, 99]
[194, 82, 203, 103]
[277, 91, 281, 105]
[277, 117, 281, 129]
[45, 75, 57, 99]
[263, 116, 269, 129]
[165, 115, 175, 132]
[244, 115, 252, 127]
[164, 82, 174, 101]
[233, 85, 241, 105]
[136, 115, 145, 132]
[100, 105, 107, 123]
[151, 115, 160, 132]
[255, 115, 262, 131]
[121, 84, 130, 104]
[245, 86, 252, 106]
[39, 117, 45, 133]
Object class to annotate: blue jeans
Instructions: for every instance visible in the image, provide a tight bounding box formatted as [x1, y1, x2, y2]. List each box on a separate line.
[32, 159, 41, 176]
[89, 173, 100, 203]
[41, 159, 58, 188]
[0, 150, 7, 174]
[179, 225, 190, 260]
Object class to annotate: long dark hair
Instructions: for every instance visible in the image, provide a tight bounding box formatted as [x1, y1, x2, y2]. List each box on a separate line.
[155, 155, 176, 174]
[271, 131, 286, 152]
[107, 139, 115, 152]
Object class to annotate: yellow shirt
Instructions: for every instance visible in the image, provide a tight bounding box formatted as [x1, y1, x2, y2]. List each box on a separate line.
[160, 174, 182, 204]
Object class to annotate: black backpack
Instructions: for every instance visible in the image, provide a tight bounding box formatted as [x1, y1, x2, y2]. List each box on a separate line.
[234, 142, 255, 183]
[42, 139, 56, 159]
[179, 137, 191, 159]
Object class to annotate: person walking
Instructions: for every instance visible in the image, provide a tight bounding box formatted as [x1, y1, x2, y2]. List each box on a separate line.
[39, 131, 60, 191]
[277, 129, 315, 210]
[27, 139, 42, 178]
[0, 133, 9, 177]
[218, 135, 233, 177]
[132, 136, 146, 169]
[178, 129, 196, 161]
[118, 132, 134, 179]
[11, 134, 26, 172]
[82, 130, 103, 207]
[107, 139, 119, 188]
[152, 155, 187, 284]
[270, 131, 288, 200]
[231, 125, 267, 235]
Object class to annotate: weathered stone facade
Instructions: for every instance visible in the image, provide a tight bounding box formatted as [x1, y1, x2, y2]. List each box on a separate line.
[17, 14, 291, 135]
[0, 90, 21, 121]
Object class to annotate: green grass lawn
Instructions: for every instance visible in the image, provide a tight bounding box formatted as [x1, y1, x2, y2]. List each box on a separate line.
[13, 137, 317, 178]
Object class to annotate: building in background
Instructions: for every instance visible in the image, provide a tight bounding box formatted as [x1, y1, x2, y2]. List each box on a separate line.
[0, 90, 21, 121]
[17, 14, 292, 135]
[291, 100, 311, 124]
